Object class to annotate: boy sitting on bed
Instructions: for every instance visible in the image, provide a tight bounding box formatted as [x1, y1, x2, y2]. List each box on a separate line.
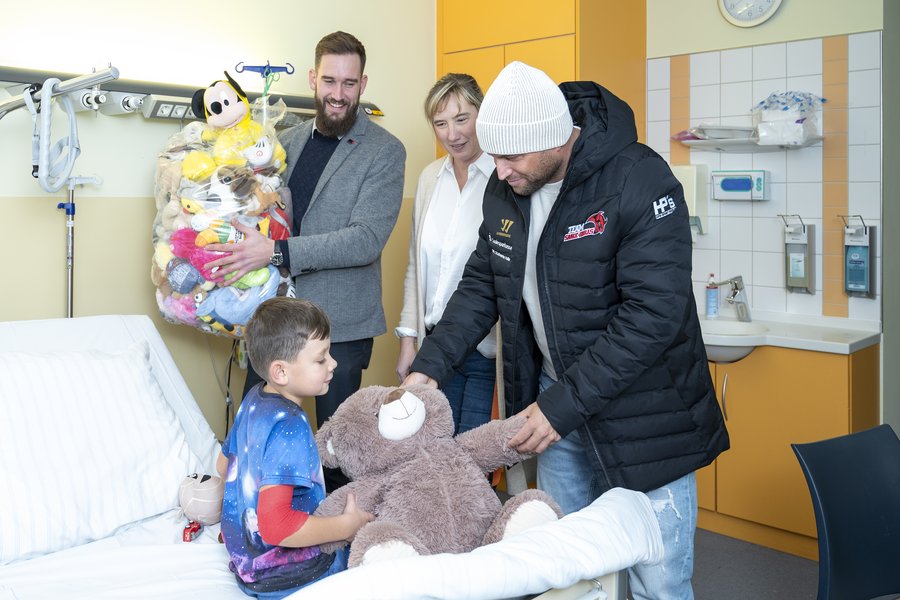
[217, 297, 375, 599]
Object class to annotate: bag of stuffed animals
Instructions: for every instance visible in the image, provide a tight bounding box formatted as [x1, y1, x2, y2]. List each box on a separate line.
[151, 72, 294, 338]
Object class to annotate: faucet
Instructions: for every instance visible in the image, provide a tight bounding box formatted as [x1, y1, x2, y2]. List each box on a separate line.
[713, 275, 752, 322]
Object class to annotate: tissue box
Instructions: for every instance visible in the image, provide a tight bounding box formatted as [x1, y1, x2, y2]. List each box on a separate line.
[751, 91, 825, 146]
[756, 113, 819, 146]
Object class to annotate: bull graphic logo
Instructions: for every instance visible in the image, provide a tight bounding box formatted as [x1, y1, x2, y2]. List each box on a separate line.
[563, 210, 607, 242]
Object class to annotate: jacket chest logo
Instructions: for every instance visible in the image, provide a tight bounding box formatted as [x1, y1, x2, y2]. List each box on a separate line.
[563, 210, 607, 242]
[496, 218, 514, 238]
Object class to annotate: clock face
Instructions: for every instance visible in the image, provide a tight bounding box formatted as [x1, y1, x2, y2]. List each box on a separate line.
[718, 0, 784, 27]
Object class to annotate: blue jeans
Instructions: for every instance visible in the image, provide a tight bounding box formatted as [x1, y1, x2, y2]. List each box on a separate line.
[535, 373, 696, 600]
[440, 350, 495, 435]
[240, 547, 349, 599]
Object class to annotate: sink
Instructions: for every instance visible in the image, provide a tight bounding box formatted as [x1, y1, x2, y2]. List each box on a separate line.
[700, 320, 768, 363]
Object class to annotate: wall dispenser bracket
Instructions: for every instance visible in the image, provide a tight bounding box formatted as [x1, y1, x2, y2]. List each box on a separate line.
[779, 214, 814, 294]
[671, 164, 709, 236]
[840, 215, 875, 298]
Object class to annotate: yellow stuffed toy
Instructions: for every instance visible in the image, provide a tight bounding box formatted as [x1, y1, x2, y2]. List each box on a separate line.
[182, 72, 284, 180]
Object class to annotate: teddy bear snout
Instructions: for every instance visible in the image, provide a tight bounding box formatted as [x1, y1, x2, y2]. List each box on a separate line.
[377, 390, 426, 441]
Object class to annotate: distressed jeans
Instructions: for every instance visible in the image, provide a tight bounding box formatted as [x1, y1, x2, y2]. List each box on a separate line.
[536, 373, 697, 600]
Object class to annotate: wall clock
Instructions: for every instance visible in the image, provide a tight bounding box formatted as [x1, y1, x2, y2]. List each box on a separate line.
[718, 0, 784, 27]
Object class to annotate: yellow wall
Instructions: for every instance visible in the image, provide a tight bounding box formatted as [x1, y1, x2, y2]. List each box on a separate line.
[647, 0, 883, 58]
[0, 1, 435, 439]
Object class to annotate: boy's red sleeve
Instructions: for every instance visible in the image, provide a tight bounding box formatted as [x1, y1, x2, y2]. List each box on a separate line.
[257, 485, 309, 545]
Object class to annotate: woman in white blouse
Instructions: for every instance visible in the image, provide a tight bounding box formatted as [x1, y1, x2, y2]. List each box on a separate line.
[395, 73, 497, 434]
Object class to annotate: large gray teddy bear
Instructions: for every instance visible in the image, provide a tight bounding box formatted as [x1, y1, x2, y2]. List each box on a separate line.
[313, 384, 562, 567]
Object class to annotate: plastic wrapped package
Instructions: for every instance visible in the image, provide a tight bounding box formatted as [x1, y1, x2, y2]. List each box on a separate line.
[751, 91, 826, 146]
[151, 76, 294, 338]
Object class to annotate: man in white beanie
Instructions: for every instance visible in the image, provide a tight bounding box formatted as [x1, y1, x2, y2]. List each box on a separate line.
[405, 61, 728, 599]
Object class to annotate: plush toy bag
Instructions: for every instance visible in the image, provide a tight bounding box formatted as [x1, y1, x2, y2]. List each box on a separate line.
[151, 75, 294, 339]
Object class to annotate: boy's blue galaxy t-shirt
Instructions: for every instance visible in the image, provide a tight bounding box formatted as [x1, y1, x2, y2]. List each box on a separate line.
[220, 384, 333, 591]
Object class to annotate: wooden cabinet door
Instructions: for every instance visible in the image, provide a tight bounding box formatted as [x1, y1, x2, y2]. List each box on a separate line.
[715, 346, 847, 537]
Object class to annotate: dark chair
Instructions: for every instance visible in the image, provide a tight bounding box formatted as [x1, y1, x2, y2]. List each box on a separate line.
[791, 424, 900, 600]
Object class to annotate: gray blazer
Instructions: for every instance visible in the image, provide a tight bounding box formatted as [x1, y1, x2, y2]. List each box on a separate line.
[279, 110, 406, 343]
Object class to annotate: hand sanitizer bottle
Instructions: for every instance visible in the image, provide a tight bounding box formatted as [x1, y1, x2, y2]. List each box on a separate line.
[706, 274, 718, 319]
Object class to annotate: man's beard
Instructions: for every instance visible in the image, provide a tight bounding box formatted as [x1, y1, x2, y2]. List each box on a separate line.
[511, 152, 564, 196]
[315, 95, 359, 137]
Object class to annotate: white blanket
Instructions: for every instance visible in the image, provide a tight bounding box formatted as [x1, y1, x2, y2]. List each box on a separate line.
[291, 487, 663, 600]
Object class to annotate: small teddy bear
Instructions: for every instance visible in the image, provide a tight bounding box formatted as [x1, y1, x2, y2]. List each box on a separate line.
[313, 385, 562, 567]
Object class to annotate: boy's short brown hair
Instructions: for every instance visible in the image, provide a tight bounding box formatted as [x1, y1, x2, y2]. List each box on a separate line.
[245, 297, 331, 383]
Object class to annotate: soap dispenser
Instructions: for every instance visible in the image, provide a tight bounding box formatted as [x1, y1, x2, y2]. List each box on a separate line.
[706, 274, 718, 319]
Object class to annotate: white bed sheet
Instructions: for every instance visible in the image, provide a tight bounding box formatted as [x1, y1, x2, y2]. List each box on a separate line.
[0, 510, 245, 600]
[0, 488, 659, 600]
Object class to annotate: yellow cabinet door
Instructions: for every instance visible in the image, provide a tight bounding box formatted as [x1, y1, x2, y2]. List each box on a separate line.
[504, 35, 576, 84]
[715, 346, 847, 537]
[696, 362, 717, 512]
[442, 0, 575, 54]
[441, 46, 506, 96]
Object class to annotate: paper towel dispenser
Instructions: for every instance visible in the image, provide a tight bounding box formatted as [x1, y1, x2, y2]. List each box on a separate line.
[711, 170, 768, 201]
[671, 164, 709, 235]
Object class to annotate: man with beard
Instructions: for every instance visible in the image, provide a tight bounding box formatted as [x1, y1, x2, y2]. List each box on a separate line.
[403, 61, 728, 599]
[206, 31, 406, 492]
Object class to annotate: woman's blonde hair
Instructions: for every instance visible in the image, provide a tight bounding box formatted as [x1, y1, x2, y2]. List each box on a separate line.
[424, 73, 483, 120]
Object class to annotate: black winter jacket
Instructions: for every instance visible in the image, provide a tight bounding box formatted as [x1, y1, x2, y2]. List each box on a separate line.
[412, 82, 729, 494]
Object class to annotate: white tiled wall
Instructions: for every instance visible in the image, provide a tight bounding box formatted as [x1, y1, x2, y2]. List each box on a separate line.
[647, 32, 882, 327]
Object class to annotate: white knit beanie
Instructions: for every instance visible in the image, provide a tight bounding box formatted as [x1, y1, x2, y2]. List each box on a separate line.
[476, 61, 573, 155]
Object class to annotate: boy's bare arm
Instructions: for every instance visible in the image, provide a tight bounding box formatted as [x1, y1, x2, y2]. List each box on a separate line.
[216, 451, 228, 480]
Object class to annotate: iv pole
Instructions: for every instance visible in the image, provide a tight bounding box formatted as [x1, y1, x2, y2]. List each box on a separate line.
[11, 67, 118, 317]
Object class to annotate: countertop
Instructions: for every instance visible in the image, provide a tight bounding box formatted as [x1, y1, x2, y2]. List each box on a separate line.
[701, 314, 881, 355]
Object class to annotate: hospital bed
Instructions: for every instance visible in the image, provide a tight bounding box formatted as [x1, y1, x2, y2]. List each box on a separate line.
[0, 315, 661, 600]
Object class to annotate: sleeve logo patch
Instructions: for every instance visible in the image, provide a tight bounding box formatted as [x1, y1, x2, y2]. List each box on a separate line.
[563, 210, 607, 242]
[653, 196, 676, 219]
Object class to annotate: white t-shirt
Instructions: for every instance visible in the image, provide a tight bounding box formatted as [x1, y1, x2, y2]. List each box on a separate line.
[522, 179, 563, 380]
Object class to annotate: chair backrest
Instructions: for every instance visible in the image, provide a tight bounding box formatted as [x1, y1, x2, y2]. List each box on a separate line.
[791, 424, 900, 600]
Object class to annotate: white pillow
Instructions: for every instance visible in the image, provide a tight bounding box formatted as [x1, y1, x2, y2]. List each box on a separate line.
[0, 342, 205, 564]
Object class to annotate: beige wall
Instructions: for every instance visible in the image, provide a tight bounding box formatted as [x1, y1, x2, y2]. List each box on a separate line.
[647, 0, 882, 58]
[0, 2, 435, 439]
